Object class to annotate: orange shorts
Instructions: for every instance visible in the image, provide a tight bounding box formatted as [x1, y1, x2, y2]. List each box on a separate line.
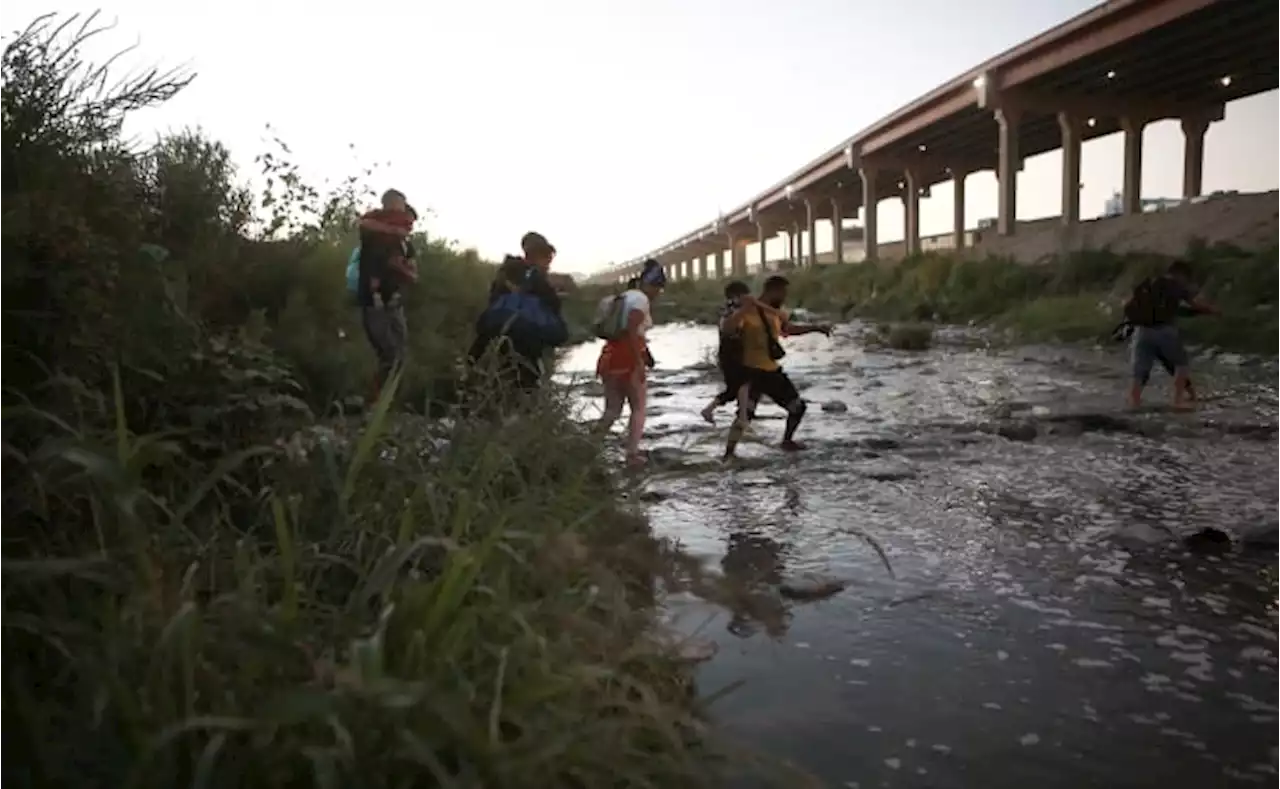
[597, 338, 645, 378]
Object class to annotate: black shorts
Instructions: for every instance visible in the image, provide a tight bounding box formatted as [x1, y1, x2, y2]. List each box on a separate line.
[745, 368, 800, 412]
[714, 358, 750, 405]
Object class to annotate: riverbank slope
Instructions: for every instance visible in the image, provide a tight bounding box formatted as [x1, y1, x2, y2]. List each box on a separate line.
[1, 16, 731, 788]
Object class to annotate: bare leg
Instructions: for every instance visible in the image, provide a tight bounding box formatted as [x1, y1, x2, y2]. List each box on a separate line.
[723, 383, 753, 460]
[1172, 367, 1194, 410]
[624, 374, 647, 464]
[595, 375, 626, 434]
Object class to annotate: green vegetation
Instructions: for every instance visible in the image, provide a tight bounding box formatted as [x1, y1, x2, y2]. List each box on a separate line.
[2, 15, 735, 788]
[577, 247, 1278, 355]
[869, 322, 935, 351]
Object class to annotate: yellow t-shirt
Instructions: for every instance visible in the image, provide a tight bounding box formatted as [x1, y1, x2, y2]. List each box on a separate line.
[738, 307, 788, 372]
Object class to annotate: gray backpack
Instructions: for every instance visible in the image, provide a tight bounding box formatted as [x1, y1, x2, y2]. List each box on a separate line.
[593, 294, 629, 340]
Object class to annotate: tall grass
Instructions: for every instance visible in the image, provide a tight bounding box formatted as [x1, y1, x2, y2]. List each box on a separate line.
[2, 13, 733, 788]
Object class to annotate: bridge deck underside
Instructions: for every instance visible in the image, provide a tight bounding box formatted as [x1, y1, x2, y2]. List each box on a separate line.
[732, 0, 1277, 236]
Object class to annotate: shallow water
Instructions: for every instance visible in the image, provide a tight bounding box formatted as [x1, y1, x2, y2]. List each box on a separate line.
[558, 322, 1279, 789]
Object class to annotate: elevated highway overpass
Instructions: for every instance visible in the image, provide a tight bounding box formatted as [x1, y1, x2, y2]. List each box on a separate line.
[587, 0, 1277, 286]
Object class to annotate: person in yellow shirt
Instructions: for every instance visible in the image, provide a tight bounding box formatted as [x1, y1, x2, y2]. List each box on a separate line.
[723, 275, 832, 459]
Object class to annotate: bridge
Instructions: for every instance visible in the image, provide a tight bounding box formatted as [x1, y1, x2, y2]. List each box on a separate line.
[587, 0, 1277, 286]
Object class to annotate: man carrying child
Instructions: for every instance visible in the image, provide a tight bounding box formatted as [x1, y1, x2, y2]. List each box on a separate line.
[357, 188, 419, 401]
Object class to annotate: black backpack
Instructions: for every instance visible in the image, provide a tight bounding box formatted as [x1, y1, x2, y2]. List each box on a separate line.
[1124, 276, 1179, 327]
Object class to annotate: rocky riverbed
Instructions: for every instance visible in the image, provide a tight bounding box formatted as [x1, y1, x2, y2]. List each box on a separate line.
[559, 322, 1278, 789]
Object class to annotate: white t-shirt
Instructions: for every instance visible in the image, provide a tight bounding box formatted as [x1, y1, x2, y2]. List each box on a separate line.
[597, 289, 652, 338]
[619, 289, 653, 336]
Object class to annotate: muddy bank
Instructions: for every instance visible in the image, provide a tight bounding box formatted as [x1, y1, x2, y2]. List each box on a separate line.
[559, 323, 1278, 789]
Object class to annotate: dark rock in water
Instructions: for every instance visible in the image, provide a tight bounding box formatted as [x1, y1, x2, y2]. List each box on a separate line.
[855, 461, 916, 481]
[1184, 527, 1232, 553]
[1045, 421, 1085, 438]
[863, 378, 885, 389]
[637, 489, 669, 503]
[997, 421, 1038, 442]
[647, 447, 686, 467]
[862, 436, 901, 451]
[779, 578, 849, 601]
[1241, 521, 1279, 549]
[650, 389, 676, 399]
[822, 401, 849, 413]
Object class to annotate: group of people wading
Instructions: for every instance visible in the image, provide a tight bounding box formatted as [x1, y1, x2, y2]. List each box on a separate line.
[352, 187, 1217, 468]
[591, 261, 833, 467]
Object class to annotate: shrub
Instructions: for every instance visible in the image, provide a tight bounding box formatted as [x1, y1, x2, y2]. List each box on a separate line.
[2, 14, 731, 789]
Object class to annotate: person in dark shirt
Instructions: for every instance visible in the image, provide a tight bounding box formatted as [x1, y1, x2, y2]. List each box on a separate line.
[700, 280, 752, 424]
[467, 231, 562, 411]
[357, 189, 419, 401]
[1124, 260, 1217, 410]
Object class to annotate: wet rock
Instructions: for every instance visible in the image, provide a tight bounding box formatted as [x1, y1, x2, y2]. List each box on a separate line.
[863, 378, 885, 389]
[1113, 523, 1170, 545]
[1217, 352, 1245, 366]
[855, 461, 916, 481]
[861, 436, 901, 451]
[822, 401, 849, 413]
[1184, 527, 1232, 553]
[647, 447, 687, 467]
[1240, 521, 1279, 548]
[778, 577, 849, 601]
[650, 389, 676, 399]
[996, 421, 1038, 442]
[637, 489, 669, 503]
[1045, 420, 1085, 438]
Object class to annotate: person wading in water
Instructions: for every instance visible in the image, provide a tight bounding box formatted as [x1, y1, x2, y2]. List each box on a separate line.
[723, 275, 831, 460]
[1122, 260, 1217, 410]
[593, 259, 665, 467]
[700, 280, 752, 425]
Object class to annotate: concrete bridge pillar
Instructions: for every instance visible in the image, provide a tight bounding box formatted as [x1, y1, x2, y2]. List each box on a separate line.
[952, 169, 967, 250]
[859, 168, 879, 262]
[755, 222, 768, 272]
[903, 169, 921, 256]
[1058, 113, 1082, 225]
[789, 224, 800, 266]
[698, 252, 708, 280]
[1181, 114, 1209, 199]
[995, 106, 1021, 236]
[803, 198, 814, 266]
[830, 196, 844, 264]
[713, 248, 725, 279]
[1121, 116, 1146, 216]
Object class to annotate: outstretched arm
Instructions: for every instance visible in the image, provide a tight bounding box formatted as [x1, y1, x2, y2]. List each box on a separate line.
[782, 318, 832, 337]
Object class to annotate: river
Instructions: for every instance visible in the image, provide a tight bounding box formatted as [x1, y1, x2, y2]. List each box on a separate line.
[557, 322, 1278, 789]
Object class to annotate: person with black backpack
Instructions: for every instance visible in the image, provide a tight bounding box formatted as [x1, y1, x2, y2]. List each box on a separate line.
[699, 280, 753, 424]
[1122, 260, 1218, 410]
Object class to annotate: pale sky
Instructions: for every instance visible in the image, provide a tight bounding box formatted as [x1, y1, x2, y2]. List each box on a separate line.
[7, 0, 1276, 274]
